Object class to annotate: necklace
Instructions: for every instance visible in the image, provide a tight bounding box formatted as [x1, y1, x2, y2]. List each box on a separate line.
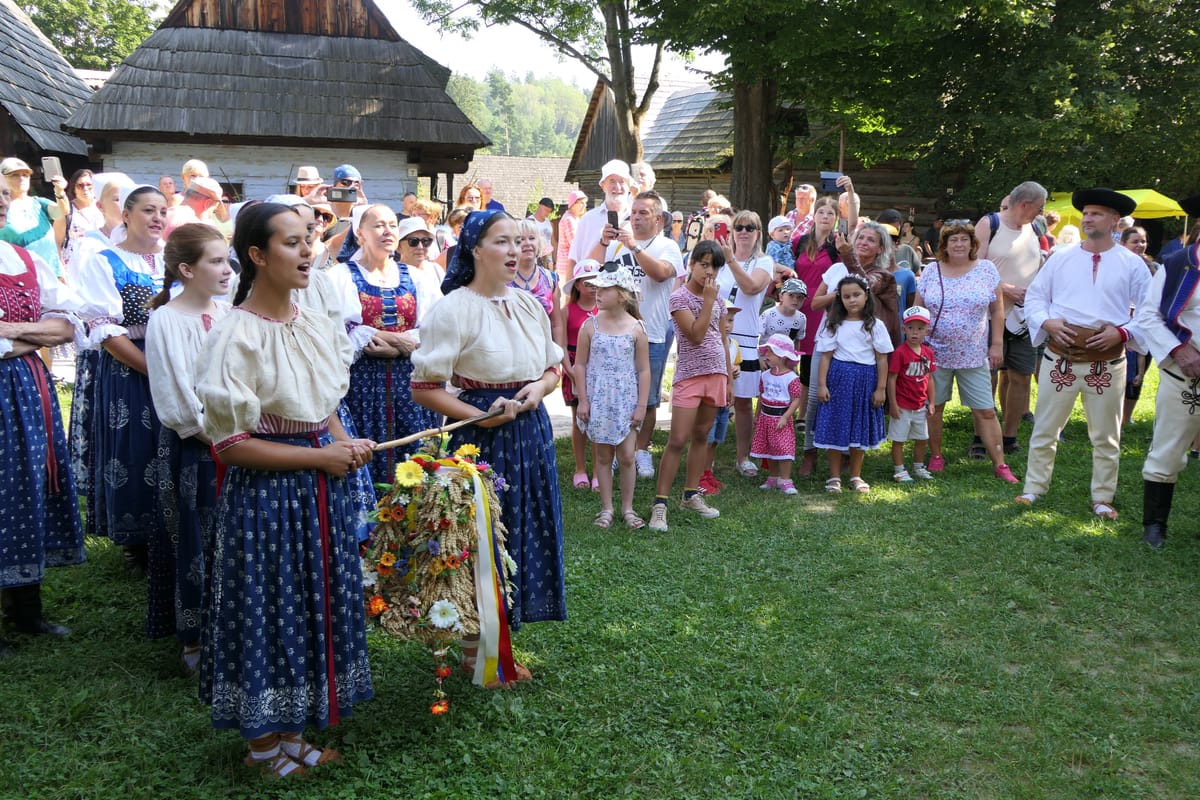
[513, 264, 538, 291]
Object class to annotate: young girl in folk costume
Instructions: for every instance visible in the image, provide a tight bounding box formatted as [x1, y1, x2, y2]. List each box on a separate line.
[561, 259, 601, 490]
[813, 275, 894, 494]
[751, 334, 805, 495]
[412, 210, 565, 680]
[144, 223, 231, 675]
[649, 241, 733, 532]
[74, 184, 167, 576]
[194, 203, 375, 778]
[575, 265, 650, 529]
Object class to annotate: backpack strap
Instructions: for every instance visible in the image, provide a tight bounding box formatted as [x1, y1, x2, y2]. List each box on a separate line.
[987, 212, 1000, 243]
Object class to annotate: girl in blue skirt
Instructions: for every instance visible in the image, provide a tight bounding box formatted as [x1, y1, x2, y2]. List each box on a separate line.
[412, 210, 566, 680]
[195, 203, 375, 779]
[145, 223, 231, 674]
[813, 275, 894, 493]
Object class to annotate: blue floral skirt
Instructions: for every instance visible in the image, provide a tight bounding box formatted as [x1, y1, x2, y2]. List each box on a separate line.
[0, 354, 84, 588]
[200, 432, 373, 738]
[451, 387, 565, 630]
[346, 355, 438, 479]
[69, 347, 106, 539]
[813, 359, 886, 453]
[147, 428, 216, 642]
[93, 344, 162, 546]
[335, 400, 377, 544]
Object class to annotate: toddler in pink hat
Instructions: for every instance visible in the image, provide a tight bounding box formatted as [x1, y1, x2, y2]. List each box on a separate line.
[750, 334, 804, 494]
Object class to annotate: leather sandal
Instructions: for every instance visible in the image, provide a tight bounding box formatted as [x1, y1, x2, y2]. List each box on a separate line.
[824, 477, 842, 494]
[1091, 502, 1119, 521]
[849, 477, 870, 493]
[594, 510, 614, 529]
[622, 510, 645, 530]
[280, 734, 342, 767]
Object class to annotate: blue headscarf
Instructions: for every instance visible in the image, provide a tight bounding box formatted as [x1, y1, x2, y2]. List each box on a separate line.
[442, 209, 506, 294]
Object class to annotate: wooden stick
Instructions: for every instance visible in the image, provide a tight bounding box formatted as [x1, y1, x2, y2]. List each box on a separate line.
[372, 408, 505, 452]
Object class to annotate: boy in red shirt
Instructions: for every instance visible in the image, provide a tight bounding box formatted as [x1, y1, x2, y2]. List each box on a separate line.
[887, 306, 937, 482]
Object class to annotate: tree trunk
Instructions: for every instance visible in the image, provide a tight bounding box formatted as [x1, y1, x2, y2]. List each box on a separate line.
[729, 76, 777, 216]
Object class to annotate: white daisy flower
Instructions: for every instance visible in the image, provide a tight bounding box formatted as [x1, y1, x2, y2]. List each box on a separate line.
[428, 600, 461, 629]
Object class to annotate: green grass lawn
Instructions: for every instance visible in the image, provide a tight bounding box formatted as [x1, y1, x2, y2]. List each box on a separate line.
[5, 373, 1199, 799]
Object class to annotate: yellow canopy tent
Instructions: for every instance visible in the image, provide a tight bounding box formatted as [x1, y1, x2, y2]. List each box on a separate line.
[1045, 189, 1186, 233]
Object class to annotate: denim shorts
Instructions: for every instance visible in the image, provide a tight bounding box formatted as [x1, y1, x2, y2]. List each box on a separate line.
[707, 405, 731, 444]
[647, 340, 669, 409]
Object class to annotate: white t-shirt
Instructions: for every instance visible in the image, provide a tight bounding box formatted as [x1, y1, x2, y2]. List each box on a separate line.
[604, 234, 685, 343]
[528, 214, 554, 257]
[568, 199, 630, 265]
[716, 253, 774, 347]
[814, 318, 894, 365]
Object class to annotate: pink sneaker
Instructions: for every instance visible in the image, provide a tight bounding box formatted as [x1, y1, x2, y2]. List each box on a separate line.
[994, 464, 1019, 484]
[759, 477, 779, 490]
[928, 455, 946, 473]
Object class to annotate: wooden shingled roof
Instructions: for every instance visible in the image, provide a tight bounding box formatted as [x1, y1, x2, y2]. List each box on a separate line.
[63, 0, 488, 164]
[640, 87, 732, 173]
[0, 0, 91, 155]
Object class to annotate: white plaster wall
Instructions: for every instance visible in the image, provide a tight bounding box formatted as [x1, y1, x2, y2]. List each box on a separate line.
[104, 142, 419, 207]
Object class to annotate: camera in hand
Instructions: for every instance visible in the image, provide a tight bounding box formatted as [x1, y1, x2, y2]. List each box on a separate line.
[328, 187, 358, 203]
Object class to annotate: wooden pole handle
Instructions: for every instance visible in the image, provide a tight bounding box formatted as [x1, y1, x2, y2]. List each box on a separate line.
[372, 407, 505, 452]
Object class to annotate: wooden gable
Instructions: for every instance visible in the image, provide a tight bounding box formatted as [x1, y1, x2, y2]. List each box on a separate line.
[161, 0, 400, 40]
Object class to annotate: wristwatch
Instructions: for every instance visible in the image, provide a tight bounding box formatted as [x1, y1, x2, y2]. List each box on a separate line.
[631, 244, 643, 255]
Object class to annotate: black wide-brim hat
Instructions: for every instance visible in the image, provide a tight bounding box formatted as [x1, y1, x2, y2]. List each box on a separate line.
[1179, 194, 1200, 218]
[1071, 188, 1136, 217]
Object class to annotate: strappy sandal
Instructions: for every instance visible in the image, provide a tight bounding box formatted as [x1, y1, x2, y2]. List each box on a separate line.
[825, 477, 842, 494]
[244, 736, 308, 780]
[622, 510, 645, 529]
[849, 477, 870, 493]
[1091, 502, 1119, 521]
[594, 510, 614, 529]
[279, 734, 342, 768]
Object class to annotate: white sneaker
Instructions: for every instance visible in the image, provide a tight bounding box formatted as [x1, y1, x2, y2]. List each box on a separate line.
[893, 469, 914, 483]
[648, 503, 668, 531]
[635, 449, 655, 479]
[912, 464, 934, 481]
[680, 493, 720, 519]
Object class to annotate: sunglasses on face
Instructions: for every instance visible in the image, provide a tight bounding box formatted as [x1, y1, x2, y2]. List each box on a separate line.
[315, 213, 334, 224]
[405, 236, 433, 247]
[733, 224, 759, 232]
[337, 179, 360, 187]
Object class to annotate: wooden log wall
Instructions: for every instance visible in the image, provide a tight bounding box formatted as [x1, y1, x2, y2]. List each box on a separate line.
[162, 0, 399, 39]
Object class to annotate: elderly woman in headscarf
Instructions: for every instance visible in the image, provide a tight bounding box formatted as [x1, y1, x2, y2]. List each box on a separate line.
[411, 210, 565, 685]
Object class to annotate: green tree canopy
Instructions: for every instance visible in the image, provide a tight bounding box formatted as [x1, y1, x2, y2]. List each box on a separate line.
[447, 71, 589, 158]
[22, 0, 157, 70]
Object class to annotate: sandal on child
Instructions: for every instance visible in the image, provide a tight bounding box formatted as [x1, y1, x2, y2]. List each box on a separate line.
[573, 472, 589, 489]
[1091, 502, 1120, 521]
[622, 510, 645, 529]
[244, 736, 308, 781]
[280, 734, 342, 767]
[824, 477, 842, 494]
[1014, 493, 1039, 506]
[594, 510, 614, 529]
[849, 477, 870, 493]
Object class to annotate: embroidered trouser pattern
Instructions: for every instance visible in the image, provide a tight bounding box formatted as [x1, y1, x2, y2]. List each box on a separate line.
[1022, 354, 1126, 503]
[1142, 367, 1200, 483]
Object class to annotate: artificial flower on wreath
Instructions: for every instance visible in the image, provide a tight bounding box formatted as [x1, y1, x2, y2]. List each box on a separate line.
[363, 438, 514, 713]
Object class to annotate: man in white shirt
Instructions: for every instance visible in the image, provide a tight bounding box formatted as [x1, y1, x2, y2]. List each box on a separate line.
[1015, 188, 1149, 520]
[567, 159, 632, 271]
[1136, 193, 1200, 548]
[976, 181, 1048, 451]
[527, 197, 555, 267]
[588, 190, 684, 477]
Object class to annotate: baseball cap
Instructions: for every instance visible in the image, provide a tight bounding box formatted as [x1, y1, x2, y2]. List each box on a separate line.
[779, 278, 808, 296]
[903, 305, 931, 325]
[1, 157, 32, 175]
[333, 164, 362, 183]
[599, 159, 632, 185]
[768, 215, 793, 234]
